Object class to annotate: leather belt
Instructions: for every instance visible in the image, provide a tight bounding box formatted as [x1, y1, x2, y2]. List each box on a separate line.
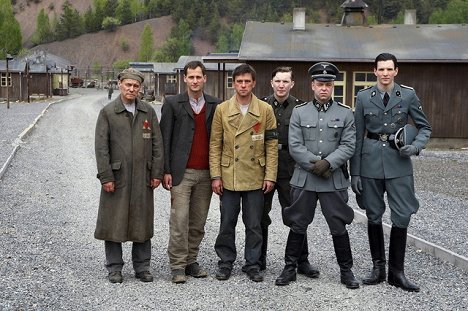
[278, 143, 288, 151]
[367, 132, 397, 150]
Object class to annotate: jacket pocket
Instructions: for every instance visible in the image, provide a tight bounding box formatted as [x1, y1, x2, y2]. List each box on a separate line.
[258, 157, 266, 167]
[327, 120, 344, 141]
[221, 155, 231, 167]
[111, 161, 125, 189]
[300, 120, 317, 141]
[391, 107, 409, 126]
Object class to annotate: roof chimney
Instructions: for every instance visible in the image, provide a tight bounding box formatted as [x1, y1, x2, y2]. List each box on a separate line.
[293, 8, 306, 31]
[404, 9, 417, 25]
[340, 0, 368, 26]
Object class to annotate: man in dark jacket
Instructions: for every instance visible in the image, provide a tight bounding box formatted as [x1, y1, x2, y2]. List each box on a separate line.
[260, 67, 319, 279]
[94, 68, 164, 284]
[160, 61, 221, 284]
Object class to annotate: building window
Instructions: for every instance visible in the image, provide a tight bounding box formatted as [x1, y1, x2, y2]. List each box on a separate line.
[333, 71, 346, 105]
[226, 71, 233, 88]
[1, 73, 11, 87]
[166, 75, 176, 83]
[352, 72, 377, 108]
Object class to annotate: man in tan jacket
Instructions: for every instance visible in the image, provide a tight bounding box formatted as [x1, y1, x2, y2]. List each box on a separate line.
[210, 64, 278, 282]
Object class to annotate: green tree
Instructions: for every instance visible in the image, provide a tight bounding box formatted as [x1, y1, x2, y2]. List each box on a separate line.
[113, 59, 130, 70]
[0, 0, 22, 57]
[138, 23, 154, 61]
[102, 16, 121, 31]
[55, 1, 84, 40]
[83, 6, 96, 33]
[230, 23, 244, 51]
[32, 8, 52, 45]
[93, 0, 106, 32]
[429, 0, 468, 23]
[104, 0, 119, 19]
[117, 0, 133, 25]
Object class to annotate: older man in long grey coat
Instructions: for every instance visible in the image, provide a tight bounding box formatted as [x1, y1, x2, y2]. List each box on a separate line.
[94, 68, 164, 283]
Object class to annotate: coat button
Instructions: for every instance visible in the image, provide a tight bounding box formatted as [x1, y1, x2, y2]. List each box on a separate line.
[251, 158, 255, 161]
[250, 131, 254, 135]
[235, 158, 239, 161]
[250, 145, 254, 149]
[235, 145, 239, 149]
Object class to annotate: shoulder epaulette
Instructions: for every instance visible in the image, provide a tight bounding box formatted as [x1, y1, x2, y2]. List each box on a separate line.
[358, 86, 372, 93]
[294, 101, 308, 108]
[337, 102, 351, 109]
[400, 84, 414, 90]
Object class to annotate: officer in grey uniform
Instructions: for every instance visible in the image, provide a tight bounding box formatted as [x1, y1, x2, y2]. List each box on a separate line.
[350, 53, 431, 292]
[276, 62, 358, 289]
[260, 67, 319, 279]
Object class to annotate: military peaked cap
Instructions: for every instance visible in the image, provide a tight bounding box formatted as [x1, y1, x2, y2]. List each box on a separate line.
[308, 62, 339, 82]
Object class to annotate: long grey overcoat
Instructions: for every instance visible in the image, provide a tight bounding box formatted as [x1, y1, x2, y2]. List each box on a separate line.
[94, 96, 164, 242]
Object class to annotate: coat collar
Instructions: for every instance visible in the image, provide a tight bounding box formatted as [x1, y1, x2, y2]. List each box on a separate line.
[226, 94, 262, 136]
[369, 84, 402, 111]
[114, 96, 148, 114]
[180, 91, 215, 119]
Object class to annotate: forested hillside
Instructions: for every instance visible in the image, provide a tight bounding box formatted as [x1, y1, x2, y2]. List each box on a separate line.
[3, 0, 467, 68]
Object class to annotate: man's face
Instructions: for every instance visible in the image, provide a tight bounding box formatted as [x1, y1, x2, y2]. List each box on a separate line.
[184, 66, 206, 93]
[271, 71, 294, 101]
[311, 80, 334, 103]
[234, 73, 256, 99]
[374, 60, 398, 88]
[119, 79, 141, 102]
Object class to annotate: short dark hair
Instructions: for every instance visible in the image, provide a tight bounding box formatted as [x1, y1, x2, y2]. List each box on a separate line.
[271, 66, 294, 81]
[184, 60, 206, 76]
[232, 64, 256, 81]
[374, 53, 398, 69]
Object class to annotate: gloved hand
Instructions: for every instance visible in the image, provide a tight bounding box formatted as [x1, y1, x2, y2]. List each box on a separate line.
[351, 176, 362, 195]
[399, 145, 419, 157]
[311, 159, 330, 176]
[321, 170, 333, 179]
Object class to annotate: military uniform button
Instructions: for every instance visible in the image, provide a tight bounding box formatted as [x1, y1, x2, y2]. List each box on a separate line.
[320, 129, 323, 132]
[250, 145, 253, 149]
[319, 140, 323, 143]
[334, 125, 338, 128]
[384, 123, 388, 126]
[383, 144, 386, 147]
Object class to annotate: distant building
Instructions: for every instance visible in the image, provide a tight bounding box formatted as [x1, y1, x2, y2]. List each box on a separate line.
[203, 5, 468, 142]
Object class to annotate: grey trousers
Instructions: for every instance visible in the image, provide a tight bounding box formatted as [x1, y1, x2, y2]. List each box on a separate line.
[104, 240, 151, 274]
[284, 188, 354, 236]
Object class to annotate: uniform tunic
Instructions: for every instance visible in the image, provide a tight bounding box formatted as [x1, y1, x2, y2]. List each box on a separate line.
[350, 83, 431, 227]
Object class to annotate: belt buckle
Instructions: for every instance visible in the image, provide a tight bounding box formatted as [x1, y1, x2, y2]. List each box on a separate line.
[379, 134, 388, 142]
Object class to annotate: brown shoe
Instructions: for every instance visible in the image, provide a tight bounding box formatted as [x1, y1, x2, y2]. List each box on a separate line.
[108, 271, 123, 283]
[185, 262, 208, 278]
[135, 271, 153, 282]
[172, 269, 187, 284]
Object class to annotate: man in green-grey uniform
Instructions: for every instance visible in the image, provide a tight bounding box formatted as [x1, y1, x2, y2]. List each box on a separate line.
[259, 67, 319, 279]
[277, 62, 359, 289]
[350, 53, 431, 292]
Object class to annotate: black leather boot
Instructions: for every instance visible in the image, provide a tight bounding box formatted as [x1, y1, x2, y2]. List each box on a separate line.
[388, 227, 420, 292]
[259, 228, 268, 271]
[363, 222, 386, 285]
[297, 234, 320, 278]
[275, 230, 305, 286]
[332, 231, 360, 289]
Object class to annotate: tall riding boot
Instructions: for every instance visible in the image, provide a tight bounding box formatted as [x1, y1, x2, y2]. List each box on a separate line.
[362, 222, 386, 285]
[259, 228, 268, 271]
[275, 230, 305, 286]
[332, 231, 360, 289]
[388, 226, 420, 292]
[297, 234, 320, 278]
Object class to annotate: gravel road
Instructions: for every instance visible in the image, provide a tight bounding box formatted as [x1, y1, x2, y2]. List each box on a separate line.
[0, 89, 467, 310]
